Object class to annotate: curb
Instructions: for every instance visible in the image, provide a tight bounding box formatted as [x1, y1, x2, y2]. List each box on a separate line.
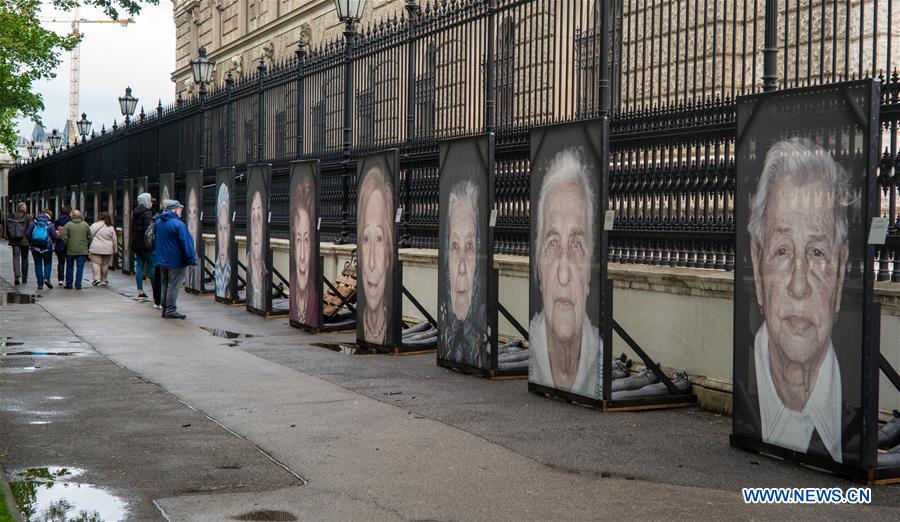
[0, 464, 23, 522]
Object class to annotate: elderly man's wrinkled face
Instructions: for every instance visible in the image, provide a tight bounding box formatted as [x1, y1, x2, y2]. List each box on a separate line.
[294, 204, 311, 294]
[362, 188, 388, 310]
[448, 198, 476, 321]
[752, 178, 848, 367]
[539, 178, 591, 344]
[250, 191, 264, 282]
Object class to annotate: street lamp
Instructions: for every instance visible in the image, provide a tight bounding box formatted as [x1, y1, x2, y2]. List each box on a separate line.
[190, 47, 216, 96]
[335, 0, 367, 21]
[48, 129, 62, 150]
[27, 140, 40, 158]
[118, 86, 138, 124]
[77, 113, 92, 140]
[334, 0, 367, 244]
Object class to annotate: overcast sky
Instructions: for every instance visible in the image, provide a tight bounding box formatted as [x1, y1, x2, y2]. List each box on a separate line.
[17, 1, 176, 139]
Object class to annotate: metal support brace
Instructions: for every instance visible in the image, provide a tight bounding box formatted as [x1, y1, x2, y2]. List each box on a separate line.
[612, 319, 680, 395]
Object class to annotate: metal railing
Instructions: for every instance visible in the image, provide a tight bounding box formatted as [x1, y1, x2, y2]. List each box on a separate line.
[9, 0, 900, 281]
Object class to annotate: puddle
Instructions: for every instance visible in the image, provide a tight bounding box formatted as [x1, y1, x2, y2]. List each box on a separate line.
[28, 421, 51, 425]
[0, 293, 36, 305]
[311, 342, 373, 355]
[1, 341, 24, 347]
[2, 351, 86, 357]
[201, 327, 255, 339]
[233, 510, 298, 521]
[9, 467, 126, 522]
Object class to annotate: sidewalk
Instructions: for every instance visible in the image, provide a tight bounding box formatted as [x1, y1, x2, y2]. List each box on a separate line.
[2, 248, 899, 520]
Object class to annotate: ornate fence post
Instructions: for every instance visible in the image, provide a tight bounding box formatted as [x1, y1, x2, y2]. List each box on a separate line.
[762, 0, 778, 91]
[226, 72, 234, 165]
[337, 18, 359, 245]
[296, 42, 307, 158]
[400, 0, 420, 248]
[485, 0, 497, 134]
[257, 58, 267, 162]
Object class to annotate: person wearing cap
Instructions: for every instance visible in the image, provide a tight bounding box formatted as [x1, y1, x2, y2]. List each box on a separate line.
[153, 199, 197, 319]
[131, 192, 156, 299]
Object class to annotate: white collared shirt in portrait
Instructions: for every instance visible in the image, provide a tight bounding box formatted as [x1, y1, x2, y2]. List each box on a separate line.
[754, 322, 843, 463]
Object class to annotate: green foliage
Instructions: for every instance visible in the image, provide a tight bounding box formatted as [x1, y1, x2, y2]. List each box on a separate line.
[0, 0, 158, 157]
[0, 485, 14, 522]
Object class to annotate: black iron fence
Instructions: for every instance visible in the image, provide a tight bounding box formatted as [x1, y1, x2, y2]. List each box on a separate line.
[9, 0, 900, 281]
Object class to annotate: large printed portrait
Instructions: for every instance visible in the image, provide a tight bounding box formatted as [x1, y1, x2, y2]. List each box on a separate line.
[529, 123, 605, 401]
[733, 81, 879, 468]
[185, 170, 203, 292]
[122, 179, 133, 273]
[289, 160, 320, 328]
[159, 173, 175, 205]
[215, 167, 236, 302]
[246, 164, 271, 313]
[356, 150, 401, 347]
[438, 136, 493, 369]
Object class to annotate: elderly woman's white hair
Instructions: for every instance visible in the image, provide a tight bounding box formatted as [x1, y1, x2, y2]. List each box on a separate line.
[533, 147, 596, 281]
[748, 137, 853, 246]
[137, 192, 152, 208]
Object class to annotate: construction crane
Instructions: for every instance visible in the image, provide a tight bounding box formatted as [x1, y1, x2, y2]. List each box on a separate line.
[41, 7, 134, 143]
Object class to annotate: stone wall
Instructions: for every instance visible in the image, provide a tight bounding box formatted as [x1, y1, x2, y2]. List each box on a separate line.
[199, 235, 900, 417]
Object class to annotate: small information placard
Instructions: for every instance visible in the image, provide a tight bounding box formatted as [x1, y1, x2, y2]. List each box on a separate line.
[395, 206, 403, 223]
[868, 216, 889, 245]
[317, 217, 322, 231]
[489, 209, 498, 227]
[603, 210, 616, 231]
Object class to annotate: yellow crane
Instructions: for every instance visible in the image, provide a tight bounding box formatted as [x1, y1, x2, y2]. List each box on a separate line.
[41, 7, 134, 143]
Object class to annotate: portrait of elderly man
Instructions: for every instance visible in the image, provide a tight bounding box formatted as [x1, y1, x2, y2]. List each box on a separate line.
[358, 164, 394, 345]
[248, 190, 265, 310]
[439, 179, 487, 367]
[291, 175, 317, 326]
[529, 147, 603, 398]
[746, 137, 853, 463]
[186, 186, 200, 289]
[215, 183, 231, 299]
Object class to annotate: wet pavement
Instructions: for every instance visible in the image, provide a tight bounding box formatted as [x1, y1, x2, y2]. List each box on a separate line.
[0, 279, 301, 520]
[2, 249, 900, 519]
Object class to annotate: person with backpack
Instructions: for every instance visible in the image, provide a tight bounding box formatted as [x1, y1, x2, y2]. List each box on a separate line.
[6, 202, 32, 285]
[25, 209, 59, 290]
[131, 193, 155, 299]
[154, 200, 197, 319]
[60, 209, 92, 289]
[89, 212, 118, 286]
[53, 206, 72, 286]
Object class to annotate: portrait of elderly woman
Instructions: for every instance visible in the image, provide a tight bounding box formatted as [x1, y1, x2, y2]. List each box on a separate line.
[438, 179, 488, 368]
[740, 137, 856, 463]
[529, 147, 603, 399]
[290, 168, 318, 327]
[357, 163, 395, 346]
[215, 180, 232, 300]
[248, 189, 266, 311]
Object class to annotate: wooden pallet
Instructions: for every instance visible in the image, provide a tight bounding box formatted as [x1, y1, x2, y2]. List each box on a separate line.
[528, 382, 697, 412]
[437, 358, 528, 380]
[323, 259, 357, 319]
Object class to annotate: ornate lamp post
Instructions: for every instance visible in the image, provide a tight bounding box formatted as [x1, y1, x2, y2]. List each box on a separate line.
[118, 86, 138, 125]
[48, 129, 62, 151]
[76, 113, 92, 140]
[334, 0, 367, 244]
[27, 140, 40, 158]
[191, 47, 216, 169]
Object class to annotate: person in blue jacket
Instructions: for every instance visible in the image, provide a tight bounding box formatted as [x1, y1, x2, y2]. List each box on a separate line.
[153, 200, 197, 319]
[26, 210, 59, 290]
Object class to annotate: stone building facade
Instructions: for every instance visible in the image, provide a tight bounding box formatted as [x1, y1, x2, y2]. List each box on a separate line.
[171, 0, 408, 96]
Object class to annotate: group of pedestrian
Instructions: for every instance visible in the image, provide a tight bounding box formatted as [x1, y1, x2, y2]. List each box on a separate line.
[6, 202, 116, 290]
[128, 194, 198, 319]
[7, 194, 197, 321]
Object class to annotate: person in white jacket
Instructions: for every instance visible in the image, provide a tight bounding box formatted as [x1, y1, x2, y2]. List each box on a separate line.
[89, 212, 118, 286]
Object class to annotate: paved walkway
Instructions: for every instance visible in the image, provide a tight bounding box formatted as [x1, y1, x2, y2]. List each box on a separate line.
[1, 249, 899, 520]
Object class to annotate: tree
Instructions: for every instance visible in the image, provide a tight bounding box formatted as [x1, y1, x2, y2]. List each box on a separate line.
[0, 0, 158, 157]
